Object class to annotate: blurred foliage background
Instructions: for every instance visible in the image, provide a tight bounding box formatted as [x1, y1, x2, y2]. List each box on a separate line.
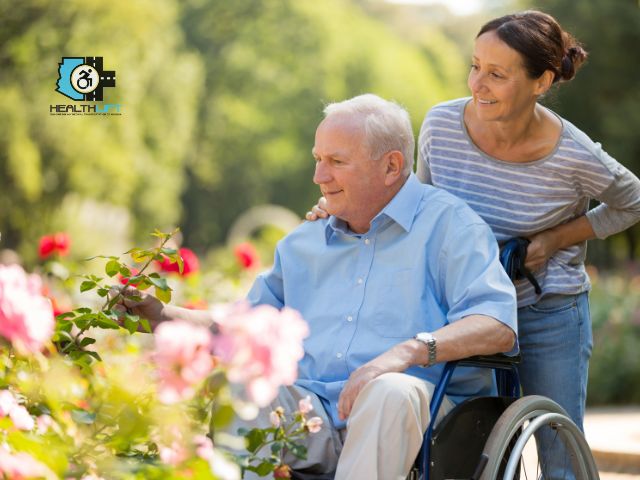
[1, 0, 639, 404]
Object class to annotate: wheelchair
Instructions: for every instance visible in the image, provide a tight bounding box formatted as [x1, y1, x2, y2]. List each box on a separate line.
[409, 354, 600, 480]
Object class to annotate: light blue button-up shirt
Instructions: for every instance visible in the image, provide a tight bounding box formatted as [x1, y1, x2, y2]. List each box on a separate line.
[248, 174, 517, 428]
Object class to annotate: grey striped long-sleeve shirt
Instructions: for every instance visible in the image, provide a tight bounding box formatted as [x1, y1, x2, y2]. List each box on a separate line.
[417, 97, 640, 307]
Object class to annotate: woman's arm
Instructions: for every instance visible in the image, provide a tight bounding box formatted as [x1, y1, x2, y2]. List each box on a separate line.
[525, 216, 595, 271]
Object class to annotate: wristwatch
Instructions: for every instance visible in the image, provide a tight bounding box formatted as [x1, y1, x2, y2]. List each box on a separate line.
[414, 332, 437, 367]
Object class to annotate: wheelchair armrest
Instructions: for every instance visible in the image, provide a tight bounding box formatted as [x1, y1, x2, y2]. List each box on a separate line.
[457, 353, 521, 370]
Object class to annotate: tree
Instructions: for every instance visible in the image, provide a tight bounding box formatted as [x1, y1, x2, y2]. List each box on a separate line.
[179, 0, 467, 249]
[522, 0, 640, 262]
[0, 0, 201, 262]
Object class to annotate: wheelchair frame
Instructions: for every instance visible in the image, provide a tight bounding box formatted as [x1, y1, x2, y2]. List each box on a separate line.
[414, 354, 599, 480]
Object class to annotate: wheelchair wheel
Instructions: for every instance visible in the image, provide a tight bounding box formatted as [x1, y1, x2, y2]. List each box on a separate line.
[479, 395, 599, 480]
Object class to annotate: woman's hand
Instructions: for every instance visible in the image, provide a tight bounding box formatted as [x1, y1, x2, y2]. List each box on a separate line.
[305, 197, 329, 221]
[526, 216, 596, 272]
[525, 230, 560, 272]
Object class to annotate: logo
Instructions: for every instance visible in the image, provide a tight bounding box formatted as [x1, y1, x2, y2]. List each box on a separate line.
[56, 57, 116, 101]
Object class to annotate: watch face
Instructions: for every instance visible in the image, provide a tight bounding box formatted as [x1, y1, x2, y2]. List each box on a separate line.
[416, 332, 434, 343]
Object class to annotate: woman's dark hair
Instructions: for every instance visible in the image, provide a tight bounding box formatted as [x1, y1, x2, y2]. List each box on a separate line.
[477, 10, 588, 83]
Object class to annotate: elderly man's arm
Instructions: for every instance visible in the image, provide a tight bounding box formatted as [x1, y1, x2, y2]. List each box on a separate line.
[116, 288, 216, 331]
[337, 314, 514, 420]
[338, 210, 518, 421]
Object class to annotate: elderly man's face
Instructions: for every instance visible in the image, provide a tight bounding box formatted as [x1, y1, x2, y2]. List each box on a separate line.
[312, 115, 389, 234]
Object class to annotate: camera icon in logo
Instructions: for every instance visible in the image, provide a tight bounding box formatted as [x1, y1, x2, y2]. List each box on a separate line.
[56, 57, 116, 101]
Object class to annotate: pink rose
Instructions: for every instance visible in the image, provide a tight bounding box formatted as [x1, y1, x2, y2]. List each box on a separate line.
[9, 404, 34, 431]
[36, 414, 54, 434]
[0, 390, 17, 416]
[153, 320, 214, 404]
[298, 396, 313, 415]
[269, 410, 282, 427]
[159, 442, 188, 466]
[0, 446, 55, 479]
[211, 303, 308, 407]
[0, 265, 55, 354]
[0, 390, 35, 431]
[194, 434, 214, 461]
[305, 416, 323, 434]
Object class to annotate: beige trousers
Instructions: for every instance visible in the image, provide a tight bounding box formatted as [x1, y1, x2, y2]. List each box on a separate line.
[233, 372, 453, 480]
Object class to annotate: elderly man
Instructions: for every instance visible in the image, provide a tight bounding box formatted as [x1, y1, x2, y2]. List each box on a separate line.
[242, 94, 516, 479]
[123, 94, 517, 479]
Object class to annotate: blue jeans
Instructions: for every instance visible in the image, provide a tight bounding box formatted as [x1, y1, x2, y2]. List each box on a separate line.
[517, 292, 593, 478]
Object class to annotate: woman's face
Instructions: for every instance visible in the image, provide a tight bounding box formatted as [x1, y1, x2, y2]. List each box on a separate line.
[468, 30, 542, 123]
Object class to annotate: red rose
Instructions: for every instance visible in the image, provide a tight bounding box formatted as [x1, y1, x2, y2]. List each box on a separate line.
[38, 236, 56, 259]
[233, 242, 259, 269]
[157, 247, 199, 276]
[52, 233, 70, 256]
[38, 233, 71, 259]
[119, 267, 140, 287]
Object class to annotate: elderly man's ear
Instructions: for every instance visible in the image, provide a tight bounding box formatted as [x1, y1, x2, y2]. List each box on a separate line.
[383, 150, 405, 186]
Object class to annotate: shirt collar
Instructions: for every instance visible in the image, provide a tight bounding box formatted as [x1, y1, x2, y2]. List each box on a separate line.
[324, 173, 423, 244]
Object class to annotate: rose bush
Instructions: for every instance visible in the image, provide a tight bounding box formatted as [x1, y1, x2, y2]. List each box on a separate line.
[0, 230, 314, 479]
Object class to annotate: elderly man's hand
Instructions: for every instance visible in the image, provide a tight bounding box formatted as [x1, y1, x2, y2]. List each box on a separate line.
[338, 364, 385, 421]
[111, 287, 166, 331]
[336, 339, 422, 421]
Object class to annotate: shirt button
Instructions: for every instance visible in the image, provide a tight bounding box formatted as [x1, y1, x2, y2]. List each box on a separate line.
[346, 315, 353, 322]
[364, 238, 370, 245]
[357, 278, 363, 284]
[336, 352, 343, 358]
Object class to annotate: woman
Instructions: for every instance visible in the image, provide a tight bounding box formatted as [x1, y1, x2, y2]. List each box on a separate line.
[308, 10, 640, 476]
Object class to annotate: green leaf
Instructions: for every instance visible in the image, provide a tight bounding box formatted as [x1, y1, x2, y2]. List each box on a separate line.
[71, 410, 96, 424]
[119, 265, 132, 277]
[80, 281, 97, 293]
[57, 320, 73, 332]
[253, 461, 275, 476]
[95, 314, 120, 330]
[55, 312, 75, 320]
[128, 248, 151, 263]
[83, 254, 117, 261]
[105, 259, 120, 277]
[245, 428, 266, 454]
[74, 314, 93, 330]
[97, 288, 109, 298]
[76, 307, 92, 314]
[160, 247, 177, 256]
[85, 350, 102, 361]
[271, 442, 283, 455]
[123, 314, 139, 335]
[139, 318, 152, 334]
[79, 337, 96, 347]
[155, 286, 171, 303]
[290, 444, 308, 460]
[53, 330, 74, 343]
[148, 276, 168, 290]
[212, 404, 235, 429]
[136, 279, 152, 291]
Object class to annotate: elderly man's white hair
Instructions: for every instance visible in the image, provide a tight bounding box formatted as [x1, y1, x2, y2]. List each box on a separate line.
[323, 94, 415, 176]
